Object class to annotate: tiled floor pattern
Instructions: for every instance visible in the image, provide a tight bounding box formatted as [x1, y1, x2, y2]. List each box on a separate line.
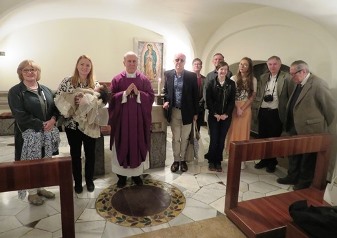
[0, 127, 292, 237]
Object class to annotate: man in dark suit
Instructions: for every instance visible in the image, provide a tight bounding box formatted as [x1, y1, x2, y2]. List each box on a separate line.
[277, 60, 336, 190]
[163, 53, 199, 173]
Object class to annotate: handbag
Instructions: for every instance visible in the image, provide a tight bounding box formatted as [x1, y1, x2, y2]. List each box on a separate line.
[184, 121, 204, 162]
[184, 123, 195, 162]
[323, 175, 337, 206]
[289, 200, 337, 238]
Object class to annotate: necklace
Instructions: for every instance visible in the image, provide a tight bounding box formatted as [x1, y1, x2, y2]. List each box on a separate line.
[78, 80, 87, 88]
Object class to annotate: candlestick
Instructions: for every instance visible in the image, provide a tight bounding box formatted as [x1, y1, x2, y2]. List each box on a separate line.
[157, 78, 161, 95]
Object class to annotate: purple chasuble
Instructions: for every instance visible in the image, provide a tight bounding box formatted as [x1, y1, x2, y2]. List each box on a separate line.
[108, 71, 155, 168]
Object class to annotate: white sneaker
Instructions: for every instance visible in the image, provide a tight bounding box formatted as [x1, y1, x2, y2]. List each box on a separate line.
[241, 162, 246, 170]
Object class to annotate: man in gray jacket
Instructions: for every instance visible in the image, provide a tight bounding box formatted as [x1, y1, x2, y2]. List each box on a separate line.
[253, 56, 294, 172]
[277, 60, 336, 190]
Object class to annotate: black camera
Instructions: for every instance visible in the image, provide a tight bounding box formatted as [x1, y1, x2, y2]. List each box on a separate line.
[263, 94, 273, 102]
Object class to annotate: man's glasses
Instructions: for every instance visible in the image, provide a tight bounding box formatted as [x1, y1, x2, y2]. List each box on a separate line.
[22, 68, 37, 73]
[175, 58, 185, 63]
[290, 69, 302, 77]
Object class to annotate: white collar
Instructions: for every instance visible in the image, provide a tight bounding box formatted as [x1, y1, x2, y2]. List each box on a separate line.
[301, 72, 310, 87]
[126, 72, 136, 78]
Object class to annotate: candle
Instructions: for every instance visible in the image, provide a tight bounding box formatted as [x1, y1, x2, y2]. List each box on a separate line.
[157, 78, 161, 95]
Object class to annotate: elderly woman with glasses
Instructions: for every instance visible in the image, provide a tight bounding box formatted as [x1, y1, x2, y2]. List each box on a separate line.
[8, 59, 60, 206]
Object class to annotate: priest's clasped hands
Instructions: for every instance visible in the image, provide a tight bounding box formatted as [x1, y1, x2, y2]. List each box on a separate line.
[126, 83, 139, 96]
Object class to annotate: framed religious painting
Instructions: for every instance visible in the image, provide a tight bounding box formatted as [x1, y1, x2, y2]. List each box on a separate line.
[135, 40, 164, 94]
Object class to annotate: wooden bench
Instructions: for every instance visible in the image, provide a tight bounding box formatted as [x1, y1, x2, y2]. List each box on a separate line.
[0, 157, 75, 238]
[225, 134, 335, 238]
[0, 111, 14, 135]
[285, 222, 309, 238]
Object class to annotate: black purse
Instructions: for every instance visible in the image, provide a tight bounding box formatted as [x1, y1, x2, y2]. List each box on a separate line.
[289, 200, 337, 238]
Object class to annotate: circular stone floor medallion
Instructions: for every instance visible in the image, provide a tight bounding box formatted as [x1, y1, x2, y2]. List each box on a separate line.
[95, 179, 186, 227]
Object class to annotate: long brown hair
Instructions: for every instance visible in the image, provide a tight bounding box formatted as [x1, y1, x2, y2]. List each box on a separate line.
[71, 55, 95, 89]
[236, 57, 254, 97]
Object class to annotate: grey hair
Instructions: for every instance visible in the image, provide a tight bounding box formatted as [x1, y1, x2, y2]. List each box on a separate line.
[123, 51, 138, 59]
[291, 60, 309, 73]
[267, 55, 281, 63]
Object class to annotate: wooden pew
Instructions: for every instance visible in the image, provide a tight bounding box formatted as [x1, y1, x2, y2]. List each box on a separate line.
[285, 222, 310, 238]
[225, 134, 335, 238]
[0, 157, 75, 238]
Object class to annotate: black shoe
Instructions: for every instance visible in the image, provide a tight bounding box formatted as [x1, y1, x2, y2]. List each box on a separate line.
[215, 164, 223, 172]
[277, 177, 297, 185]
[117, 175, 127, 188]
[208, 163, 216, 171]
[132, 176, 143, 186]
[86, 182, 95, 192]
[180, 161, 188, 172]
[266, 164, 276, 173]
[74, 185, 83, 194]
[293, 182, 311, 191]
[171, 162, 180, 172]
[254, 160, 267, 169]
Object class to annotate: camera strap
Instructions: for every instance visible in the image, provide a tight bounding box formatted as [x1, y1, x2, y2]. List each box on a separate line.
[265, 71, 280, 96]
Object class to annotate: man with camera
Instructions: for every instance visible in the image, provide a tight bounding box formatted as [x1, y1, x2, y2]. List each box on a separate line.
[253, 56, 294, 172]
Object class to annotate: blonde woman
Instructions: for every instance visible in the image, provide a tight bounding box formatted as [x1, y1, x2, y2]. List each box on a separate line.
[8, 59, 59, 205]
[55, 55, 104, 194]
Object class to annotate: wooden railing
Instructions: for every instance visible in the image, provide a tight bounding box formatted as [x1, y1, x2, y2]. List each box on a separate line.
[225, 134, 335, 238]
[0, 157, 75, 238]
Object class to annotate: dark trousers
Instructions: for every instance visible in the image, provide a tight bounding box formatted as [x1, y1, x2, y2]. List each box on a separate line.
[207, 115, 231, 165]
[196, 109, 205, 132]
[258, 108, 283, 166]
[65, 127, 96, 185]
[288, 152, 317, 184]
[286, 126, 317, 185]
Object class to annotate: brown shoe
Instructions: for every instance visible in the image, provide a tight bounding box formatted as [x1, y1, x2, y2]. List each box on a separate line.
[180, 161, 188, 172]
[28, 194, 44, 206]
[37, 189, 55, 199]
[171, 162, 180, 172]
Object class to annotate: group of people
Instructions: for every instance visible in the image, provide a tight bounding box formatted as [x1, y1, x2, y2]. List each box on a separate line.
[162, 52, 336, 192]
[8, 52, 154, 205]
[8, 51, 336, 205]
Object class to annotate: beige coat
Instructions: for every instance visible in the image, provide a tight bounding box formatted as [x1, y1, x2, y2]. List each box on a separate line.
[285, 74, 336, 135]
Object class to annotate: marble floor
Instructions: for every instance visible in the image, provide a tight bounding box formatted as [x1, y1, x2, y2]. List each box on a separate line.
[0, 127, 293, 238]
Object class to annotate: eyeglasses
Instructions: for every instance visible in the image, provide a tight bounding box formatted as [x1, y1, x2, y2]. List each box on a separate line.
[290, 69, 302, 77]
[22, 68, 37, 73]
[175, 58, 185, 63]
